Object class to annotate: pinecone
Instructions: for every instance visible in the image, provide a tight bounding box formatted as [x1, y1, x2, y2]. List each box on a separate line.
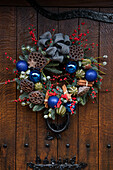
[28, 52, 47, 69]
[29, 91, 44, 104]
[69, 45, 84, 61]
[20, 79, 34, 93]
[77, 86, 90, 96]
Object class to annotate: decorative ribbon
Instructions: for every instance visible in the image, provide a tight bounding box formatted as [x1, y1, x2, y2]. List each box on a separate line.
[38, 31, 71, 63]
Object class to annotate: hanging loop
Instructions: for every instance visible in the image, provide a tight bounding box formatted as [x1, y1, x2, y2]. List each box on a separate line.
[46, 114, 69, 133]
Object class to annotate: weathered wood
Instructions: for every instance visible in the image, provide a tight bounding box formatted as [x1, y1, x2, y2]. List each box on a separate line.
[78, 8, 99, 170]
[99, 8, 113, 170]
[58, 8, 78, 161]
[37, 8, 58, 161]
[0, 7, 16, 170]
[16, 7, 37, 170]
[0, 0, 113, 7]
[0, 6, 113, 170]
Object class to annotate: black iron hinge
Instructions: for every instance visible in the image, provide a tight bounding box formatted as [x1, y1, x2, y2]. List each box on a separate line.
[27, 0, 113, 23]
[27, 156, 87, 169]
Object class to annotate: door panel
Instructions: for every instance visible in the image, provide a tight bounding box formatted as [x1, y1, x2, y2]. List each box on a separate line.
[0, 7, 113, 170]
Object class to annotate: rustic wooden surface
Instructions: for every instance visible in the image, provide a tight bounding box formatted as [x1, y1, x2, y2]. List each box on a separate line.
[58, 8, 79, 161]
[37, 8, 58, 161]
[16, 7, 37, 170]
[78, 8, 99, 170]
[99, 8, 113, 170]
[0, 7, 113, 170]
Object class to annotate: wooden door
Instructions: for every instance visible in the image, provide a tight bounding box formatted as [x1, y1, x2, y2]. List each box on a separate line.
[0, 6, 113, 170]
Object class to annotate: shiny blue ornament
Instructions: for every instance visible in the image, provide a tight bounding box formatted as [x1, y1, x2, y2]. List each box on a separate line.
[85, 69, 97, 82]
[65, 102, 76, 113]
[29, 70, 41, 83]
[16, 60, 28, 72]
[66, 61, 77, 74]
[48, 96, 59, 108]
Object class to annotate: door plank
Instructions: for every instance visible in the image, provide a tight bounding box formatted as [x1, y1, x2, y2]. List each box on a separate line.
[99, 8, 113, 170]
[16, 7, 37, 170]
[37, 8, 58, 161]
[0, 7, 16, 170]
[58, 8, 79, 161]
[79, 8, 99, 170]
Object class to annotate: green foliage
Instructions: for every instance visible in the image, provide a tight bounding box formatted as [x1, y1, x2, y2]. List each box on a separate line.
[95, 81, 102, 89]
[19, 92, 29, 99]
[44, 67, 62, 74]
[72, 78, 77, 86]
[56, 86, 63, 93]
[46, 63, 59, 67]
[90, 57, 98, 63]
[97, 74, 103, 79]
[29, 103, 34, 108]
[13, 68, 17, 73]
[19, 55, 24, 60]
[41, 51, 46, 55]
[67, 84, 72, 88]
[91, 64, 98, 71]
[17, 85, 20, 90]
[51, 109, 55, 120]
[44, 109, 48, 115]
[24, 55, 29, 61]
[33, 105, 45, 112]
[15, 78, 21, 85]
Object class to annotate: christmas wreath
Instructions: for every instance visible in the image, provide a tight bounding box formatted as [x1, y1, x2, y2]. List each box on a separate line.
[3, 23, 108, 120]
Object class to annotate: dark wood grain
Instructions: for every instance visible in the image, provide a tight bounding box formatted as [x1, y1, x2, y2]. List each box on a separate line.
[99, 8, 113, 170]
[0, 7, 16, 170]
[16, 7, 37, 170]
[78, 8, 99, 170]
[37, 8, 58, 161]
[0, 6, 113, 170]
[0, 0, 113, 7]
[58, 8, 79, 161]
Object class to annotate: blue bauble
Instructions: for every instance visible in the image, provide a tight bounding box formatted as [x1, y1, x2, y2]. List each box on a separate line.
[65, 102, 76, 113]
[48, 96, 59, 108]
[85, 69, 97, 82]
[16, 60, 28, 72]
[29, 70, 41, 83]
[66, 61, 77, 74]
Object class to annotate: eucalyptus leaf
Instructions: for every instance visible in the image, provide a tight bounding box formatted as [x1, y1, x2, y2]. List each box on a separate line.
[19, 55, 24, 60]
[97, 74, 103, 79]
[56, 86, 63, 93]
[91, 65, 98, 71]
[19, 92, 29, 99]
[29, 103, 34, 108]
[53, 89, 59, 94]
[17, 85, 20, 90]
[24, 55, 29, 61]
[72, 78, 77, 86]
[44, 67, 62, 74]
[13, 68, 17, 72]
[51, 109, 55, 120]
[44, 109, 48, 115]
[46, 63, 59, 67]
[33, 105, 45, 112]
[41, 51, 46, 55]
[67, 84, 72, 88]
[15, 78, 21, 85]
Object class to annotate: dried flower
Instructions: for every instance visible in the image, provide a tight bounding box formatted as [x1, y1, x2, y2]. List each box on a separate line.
[103, 55, 108, 58]
[103, 61, 107, 65]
